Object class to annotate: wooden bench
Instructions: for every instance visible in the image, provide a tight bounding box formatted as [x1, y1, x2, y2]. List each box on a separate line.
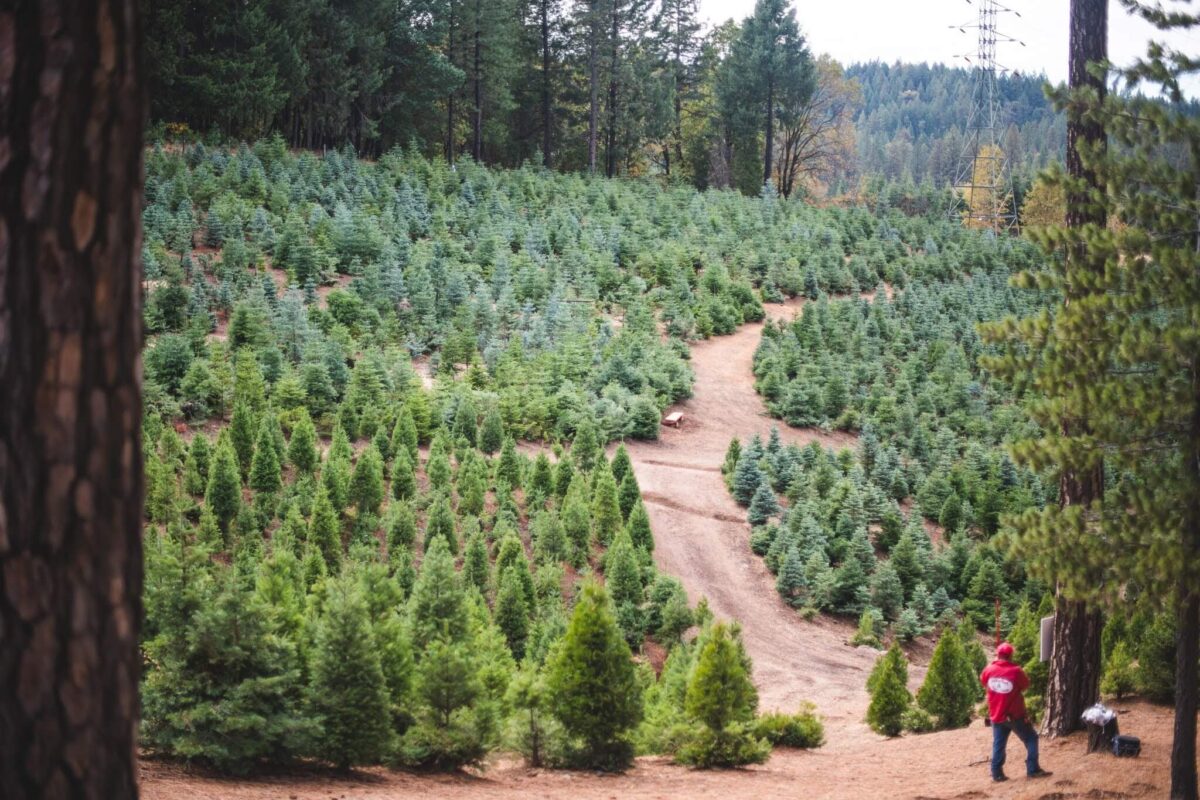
[662, 411, 684, 428]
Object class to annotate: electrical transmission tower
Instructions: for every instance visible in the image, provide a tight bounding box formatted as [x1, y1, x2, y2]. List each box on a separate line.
[952, 0, 1024, 234]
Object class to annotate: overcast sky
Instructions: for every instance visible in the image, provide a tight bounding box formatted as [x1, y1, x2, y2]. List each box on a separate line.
[698, 0, 1200, 90]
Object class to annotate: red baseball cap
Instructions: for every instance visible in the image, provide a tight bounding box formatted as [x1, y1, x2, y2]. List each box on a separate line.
[997, 642, 1014, 659]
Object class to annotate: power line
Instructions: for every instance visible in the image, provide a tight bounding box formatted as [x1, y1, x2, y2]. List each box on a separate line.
[950, 0, 1025, 235]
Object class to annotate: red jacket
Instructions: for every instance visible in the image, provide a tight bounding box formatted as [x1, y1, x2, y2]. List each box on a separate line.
[980, 658, 1030, 723]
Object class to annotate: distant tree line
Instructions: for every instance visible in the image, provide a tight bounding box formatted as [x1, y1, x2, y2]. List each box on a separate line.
[145, 0, 917, 195]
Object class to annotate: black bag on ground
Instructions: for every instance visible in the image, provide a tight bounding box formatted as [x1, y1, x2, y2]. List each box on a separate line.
[1112, 735, 1141, 757]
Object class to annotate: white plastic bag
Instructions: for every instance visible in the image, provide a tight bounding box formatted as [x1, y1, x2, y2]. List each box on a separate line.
[1081, 703, 1116, 725]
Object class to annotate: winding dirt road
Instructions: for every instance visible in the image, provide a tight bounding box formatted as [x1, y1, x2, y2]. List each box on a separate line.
[623, 299, 880, 743]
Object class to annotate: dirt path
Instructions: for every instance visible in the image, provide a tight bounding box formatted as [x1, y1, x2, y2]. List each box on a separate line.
[622, 299, 881, 744]
[141, 702, 1177, 800]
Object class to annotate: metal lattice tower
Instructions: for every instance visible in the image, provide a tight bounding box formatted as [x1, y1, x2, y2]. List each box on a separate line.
[952, 0, 1024, 234]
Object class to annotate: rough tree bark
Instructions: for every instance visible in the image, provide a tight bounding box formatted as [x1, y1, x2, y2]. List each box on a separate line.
[1044, 0, 1106, 739]
[604, 5, 619, 178]
[447, 0, 458, 164]
[540, 0, 552, 168]
[763, 71, 774, 187]
[587, 0, 599, 175]
[1174, 587, 1199, 800]
[472, 0, 483, 162]
[0, 2, 145, 799]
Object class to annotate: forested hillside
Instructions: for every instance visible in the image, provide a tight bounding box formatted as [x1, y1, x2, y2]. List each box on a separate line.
[140, 2, 1074, 201]
[142, 0, 827, 195]
[846, 62, 1063, 186]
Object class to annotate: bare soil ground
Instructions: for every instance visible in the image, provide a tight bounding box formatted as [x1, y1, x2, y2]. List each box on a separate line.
[623, 298, 878, 733]
[141, 701, 1178, 800]
[140, 298, 1185, 799]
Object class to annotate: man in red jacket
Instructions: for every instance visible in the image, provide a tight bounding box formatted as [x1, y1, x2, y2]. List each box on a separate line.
[981, 642, 1052, 783]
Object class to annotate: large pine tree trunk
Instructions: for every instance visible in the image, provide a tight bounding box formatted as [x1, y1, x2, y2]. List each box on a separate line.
[763, 74, 774, 187]
[672, 15, 684, 172]
[1066, 0, 1106, 230]
[605, 6, 619, 179]
[472, 0, 483, 162]
[1043, 0, 1107, 739]
[0, 2, 145, 798]
[587, 0, 599, 175]
[1043, 597, 1102, 736]
[447, 0, 458, 164]
[1173, 589, 1199, 800]
[540, 0, 552, 168]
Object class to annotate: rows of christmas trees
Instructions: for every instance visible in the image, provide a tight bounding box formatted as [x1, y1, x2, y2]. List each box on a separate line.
[141, 356, 824, 772]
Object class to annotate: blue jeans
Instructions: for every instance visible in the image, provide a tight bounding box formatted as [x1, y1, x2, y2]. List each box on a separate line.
[992, 717, 1040, 779]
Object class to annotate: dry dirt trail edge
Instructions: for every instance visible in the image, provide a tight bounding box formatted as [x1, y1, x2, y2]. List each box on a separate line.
[621, 298, 882, 748]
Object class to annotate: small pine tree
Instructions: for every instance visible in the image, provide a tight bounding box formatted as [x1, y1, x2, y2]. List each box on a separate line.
[866, 644, 912, 737]
[196, 508, 223, 551]
[478, 407, 505, 454]
[142, 568, 312, 773]
[732, 451, 765, 506]
[610, 444, 633, 484]
[776, 545, 807, 607]
[590, 465, 623, 546]
[505, 662, 552, 767]
[916, 628, 975, 729]
[561, 489, 591, 566]
[747, 482, 780, 525]
[572, 419, 602, 472]
[605, 530, 643, 607]
[896, 607, 924, 642]
[426, 448, 451, 492]
[424, 494, 458, 554]
[309, 483, 341, 571]
[457, 468, 486, 517]
[349, 445, 385, 516]
[249, 422, 282, 496]
[462, 532, 491, 596]
[617, 469, 640, 521]
[1101, 640, 1137, 700]
[496, 437, 522, 490]
[625, 500, 654, 552]
[452, 394, 479, 446]
[889, 529, 926, 601]
[183, 433, 211, 497]
[400, 638, 485, 769]
[307, 577, 395, 770]
[230, 401, 257, 477]
[408, 537, 469, 649]
[390, 406, 419, 461]
[386, 502, 416, 555]
[145, 455, 179, 525]
[532, 510, 568, 564]
[391, 447, 416, 500]
[678, 622, 769, 767]
[545, 581, 642, 770]
[553, 456, 575, 498]
[287, 409, 319, 474]
[528, 452, 554, 501]
[686, 623, 758, 732]
[494, 567, 530, 659]
[205, 436, 242, 534]
[322, 453, 352, 513]
[721, 437, 742, 482]
[850, 608, 883, 648]
[869, 561, 905, 622]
